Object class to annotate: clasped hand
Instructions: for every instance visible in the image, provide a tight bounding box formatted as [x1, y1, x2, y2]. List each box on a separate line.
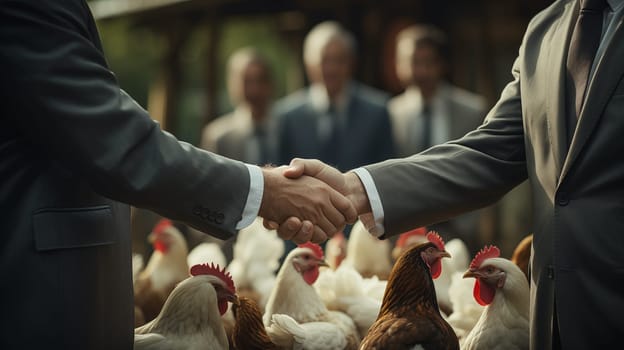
[258, 159, 370, 244]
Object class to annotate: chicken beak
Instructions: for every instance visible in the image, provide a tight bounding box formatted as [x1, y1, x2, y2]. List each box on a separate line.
[463, 269, 479, 279]
[440, 251, 452, 259]
[317, 259, 330, 268]
[227, 292, 240, 306]
[147, 232, 156, 243]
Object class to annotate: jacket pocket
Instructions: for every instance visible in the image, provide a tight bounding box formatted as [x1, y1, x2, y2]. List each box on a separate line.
[33, 205, 116, 251]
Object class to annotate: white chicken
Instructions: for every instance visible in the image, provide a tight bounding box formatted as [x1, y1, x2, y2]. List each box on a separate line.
[187, 242, 226, 268]
[227, 217, 284, 309]
[134, 263, 238, 350]
[314, 265, 383, 337]
[341, 220, 393, 279]
[264, 242, 360, 349]
[445, 271, 483, 342]
[461, 245, 529, 350]
[435, 237, 471, 315]
[134, 219, 190, 322]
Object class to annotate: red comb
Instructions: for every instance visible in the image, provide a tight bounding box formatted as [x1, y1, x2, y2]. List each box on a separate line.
[470, 245, 501, 269]
[298, 242, 324, 259]
[190, 263, 236, 293]
[426, 231, 445, 251]
[153, 218, 173, 235]
[396, 227, 427, 247]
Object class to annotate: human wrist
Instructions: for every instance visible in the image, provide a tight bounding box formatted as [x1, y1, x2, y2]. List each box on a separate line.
[345, 171, 372, 215]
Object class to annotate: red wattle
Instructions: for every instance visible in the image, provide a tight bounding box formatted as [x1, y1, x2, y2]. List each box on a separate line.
[303, 267, 320, 285]
[474, 279, 495, 306]
[430, 260, 442, 279]
[218, 299, 228, 316]
[153, 240, 168, 253]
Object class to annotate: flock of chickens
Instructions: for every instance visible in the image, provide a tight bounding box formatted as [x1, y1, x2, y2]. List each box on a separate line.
[131, 217, 533, 350]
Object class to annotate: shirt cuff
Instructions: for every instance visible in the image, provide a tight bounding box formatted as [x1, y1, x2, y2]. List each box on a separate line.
[351, 167, 385, 237]
[236, 164, 264, 229]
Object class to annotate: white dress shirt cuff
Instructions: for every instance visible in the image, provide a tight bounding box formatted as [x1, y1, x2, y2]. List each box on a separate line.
[351, 168, 385, 237]
[236, 164, 264, 229]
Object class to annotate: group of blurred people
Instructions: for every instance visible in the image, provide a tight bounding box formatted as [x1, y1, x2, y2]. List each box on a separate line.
[201, 21, 488, 252]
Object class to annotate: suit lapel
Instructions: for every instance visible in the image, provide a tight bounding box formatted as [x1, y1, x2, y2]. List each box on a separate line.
[560, 14, 624, 181]
[548, 0, 578, 184]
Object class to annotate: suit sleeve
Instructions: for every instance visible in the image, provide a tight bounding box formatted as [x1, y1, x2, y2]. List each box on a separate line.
[365, 56, 528, 237]
[0, 1, 250, 239]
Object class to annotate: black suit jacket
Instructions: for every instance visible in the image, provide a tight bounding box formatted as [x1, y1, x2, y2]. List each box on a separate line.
[0, 1, 251, 348]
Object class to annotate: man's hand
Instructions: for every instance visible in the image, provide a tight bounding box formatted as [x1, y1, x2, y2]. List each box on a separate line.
[258, 166, 357, 244]
[264, 159, 372, 240]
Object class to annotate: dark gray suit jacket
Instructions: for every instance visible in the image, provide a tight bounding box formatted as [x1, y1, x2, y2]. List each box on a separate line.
[366, 1, 624, 348]
[0, 1, 250, 348]
[276, 83, 396, 172]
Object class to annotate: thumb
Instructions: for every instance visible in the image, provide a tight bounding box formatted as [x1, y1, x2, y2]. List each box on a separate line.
[283, 158, 324, 179]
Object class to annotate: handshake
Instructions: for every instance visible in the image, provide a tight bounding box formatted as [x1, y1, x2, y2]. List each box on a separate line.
[258, 158, 373, 244]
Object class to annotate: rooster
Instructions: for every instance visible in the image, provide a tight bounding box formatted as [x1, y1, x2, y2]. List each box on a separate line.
[230, 296, 279, 350]
[461, 245, 529, 350]
[510, 234, 533, 282]
[360, 231, 459, 350]
[134, 263, 238, 350]
[134, 219, 190, 322]
[264, 242, 360, 349]
[134, 219, 188, 322]
[341, 220, 393, 279]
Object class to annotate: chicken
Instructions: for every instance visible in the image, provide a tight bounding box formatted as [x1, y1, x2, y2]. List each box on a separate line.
[341, 220, 393, 279]
[227, 217, 284, 310]
[435, 238, 471, 315]
[445, 271, 483, 342]
[134, 219, 190, 322]
[314, 264, 383, 337]
[230, 296, 279, 350]
[264, 242, 360, 349]
[510, 234, 533, 282]
[187, 242, 227, 268]
[391, 226, 428, 261]
[360, 231, 459, 350]
[134, 263, 238, 350]
[325, 231, 347, 270]
[461, 245, 529, 350]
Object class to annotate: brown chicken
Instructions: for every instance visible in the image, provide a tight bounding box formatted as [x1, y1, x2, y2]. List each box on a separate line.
[230, 296, 279, 350]
[510, 233, 533, 282]
[360, 232, 459, 350]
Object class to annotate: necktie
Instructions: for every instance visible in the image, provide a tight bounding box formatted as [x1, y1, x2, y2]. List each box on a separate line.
[421, 103, 433, 150]
[566, 0, 608, 139]
[321, 104, 340, 167]
[253, 125, 268, 165]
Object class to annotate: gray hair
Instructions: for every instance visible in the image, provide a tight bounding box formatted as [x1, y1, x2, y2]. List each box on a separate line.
[303, 21, 356, 66]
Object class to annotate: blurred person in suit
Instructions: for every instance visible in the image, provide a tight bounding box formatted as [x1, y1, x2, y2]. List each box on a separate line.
[198, 47, 279, 261]
[0, 2, 356, 349]
[388, 24, 488, 251]
[201, 47, 277, 166]
[276, 21, 396, 173]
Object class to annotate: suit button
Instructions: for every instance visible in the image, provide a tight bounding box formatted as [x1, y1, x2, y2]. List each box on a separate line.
[557, 192, 569, 206]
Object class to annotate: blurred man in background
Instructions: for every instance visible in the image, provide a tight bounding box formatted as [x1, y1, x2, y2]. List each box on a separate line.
[201, 47, 277, 166]
[389, 24, 487, 251]
[276, 21, 395, 172]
